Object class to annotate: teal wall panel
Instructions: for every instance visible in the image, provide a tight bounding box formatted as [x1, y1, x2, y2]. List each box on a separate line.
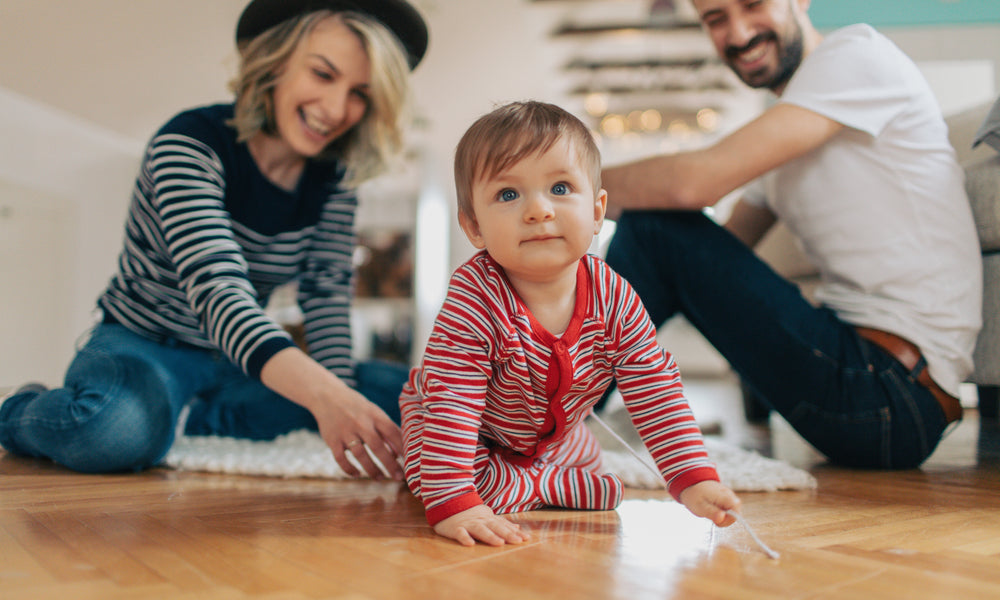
[809, 0, 1000, 29]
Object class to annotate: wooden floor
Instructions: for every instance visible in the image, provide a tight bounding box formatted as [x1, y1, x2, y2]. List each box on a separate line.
[2, 378, 999, 600]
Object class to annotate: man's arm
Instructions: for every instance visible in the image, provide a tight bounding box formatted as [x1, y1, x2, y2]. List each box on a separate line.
[602, 103, 844, 213]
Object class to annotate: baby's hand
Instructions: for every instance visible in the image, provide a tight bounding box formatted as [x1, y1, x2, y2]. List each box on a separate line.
[679, 480, 741, 527]
[433, 504, 531, 547]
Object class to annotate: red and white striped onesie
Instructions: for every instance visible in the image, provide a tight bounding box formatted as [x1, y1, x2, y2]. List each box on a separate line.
[400, 252, 719, 526]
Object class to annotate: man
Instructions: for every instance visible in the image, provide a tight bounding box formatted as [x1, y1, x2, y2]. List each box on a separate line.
[601, 0, 982, 468]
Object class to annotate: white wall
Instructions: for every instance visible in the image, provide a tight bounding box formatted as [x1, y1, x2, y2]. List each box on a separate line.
[0, 180, 77, 385]
[0, 88, 141, 386]
[885, 25, 1000, 109]
[0, 0, 243, 142]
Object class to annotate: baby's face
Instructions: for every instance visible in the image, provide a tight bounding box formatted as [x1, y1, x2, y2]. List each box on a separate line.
[459, 137, 607, 283]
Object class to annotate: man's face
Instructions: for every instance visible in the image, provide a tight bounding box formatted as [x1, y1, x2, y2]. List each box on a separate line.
[692, 0, 805, 93]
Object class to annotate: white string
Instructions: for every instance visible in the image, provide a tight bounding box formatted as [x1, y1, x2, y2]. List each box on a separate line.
[590, 412, 780, 560]
[590, 412, 665, 486]
[726, 510, 780, 559]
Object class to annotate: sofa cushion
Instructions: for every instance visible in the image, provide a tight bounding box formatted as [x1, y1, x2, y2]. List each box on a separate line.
[948, 101, 995, 164]
[949, 97, 1000, 252]
[973, 95, 1000, 152]
[971, 252, 1000, 385]
[966, 153, 1000, 252]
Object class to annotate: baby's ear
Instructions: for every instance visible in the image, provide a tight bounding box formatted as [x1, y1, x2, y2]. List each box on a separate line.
[594, 189, 609, 233]
[458, 210, 487, 249]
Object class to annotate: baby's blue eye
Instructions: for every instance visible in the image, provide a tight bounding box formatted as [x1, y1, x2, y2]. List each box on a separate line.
[499, 189, 519, 202]
[552, 183, 569, 195]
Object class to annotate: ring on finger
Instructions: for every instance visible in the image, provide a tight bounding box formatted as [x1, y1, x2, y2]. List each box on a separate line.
[346, 440, 364, 449]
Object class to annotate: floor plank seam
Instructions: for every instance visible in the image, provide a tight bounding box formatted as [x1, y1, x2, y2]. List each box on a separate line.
[798, 567, 889, 600]
[411, 539, 547, 577]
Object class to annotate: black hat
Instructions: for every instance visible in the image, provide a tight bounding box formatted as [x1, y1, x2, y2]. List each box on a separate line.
[235, 0, 429, 69]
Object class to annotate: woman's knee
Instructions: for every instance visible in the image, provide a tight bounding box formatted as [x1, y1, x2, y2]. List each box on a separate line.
[55, 355, 177, 473]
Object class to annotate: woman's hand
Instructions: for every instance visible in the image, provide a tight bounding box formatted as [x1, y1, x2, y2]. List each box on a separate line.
[260, 347, 405, 480]
[678, 480, 741, 527]
[433, 504, 531, 547]
[310, 384, 405, 480]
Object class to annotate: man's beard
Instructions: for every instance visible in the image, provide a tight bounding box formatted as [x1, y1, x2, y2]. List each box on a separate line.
[724, 27, 804, 92]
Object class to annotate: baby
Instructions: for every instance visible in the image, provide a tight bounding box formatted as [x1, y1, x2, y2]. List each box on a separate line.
[400, 101, 740, 546]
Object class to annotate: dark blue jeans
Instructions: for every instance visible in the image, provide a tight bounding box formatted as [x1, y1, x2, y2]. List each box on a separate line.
[606, 211, 949, 469]
[0, 323, 408, 473]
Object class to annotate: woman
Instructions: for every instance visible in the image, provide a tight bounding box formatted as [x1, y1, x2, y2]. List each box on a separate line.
[0, 0, 428, 479]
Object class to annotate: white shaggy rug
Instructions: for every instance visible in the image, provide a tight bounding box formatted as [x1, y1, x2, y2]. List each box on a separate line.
[163, 428, 816, 493]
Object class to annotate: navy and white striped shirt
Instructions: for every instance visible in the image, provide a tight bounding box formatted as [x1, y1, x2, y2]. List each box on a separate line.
[99, 104, 357, 384]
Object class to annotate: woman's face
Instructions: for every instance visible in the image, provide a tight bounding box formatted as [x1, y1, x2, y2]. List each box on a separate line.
[271, 16, 372, 158]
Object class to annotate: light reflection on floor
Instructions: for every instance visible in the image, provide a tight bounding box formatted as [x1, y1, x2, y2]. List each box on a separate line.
[607, 498, 716, 598]
[615, 499, 716, 568]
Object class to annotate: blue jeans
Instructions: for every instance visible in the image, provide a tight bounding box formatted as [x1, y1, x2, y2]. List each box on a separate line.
[0, 323, 409, 473]
[606, 211, 949, 469]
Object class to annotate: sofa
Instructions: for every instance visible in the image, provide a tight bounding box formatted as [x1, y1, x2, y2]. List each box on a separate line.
[957, 96, 1000, 419]
[752, 96, 1000, 420]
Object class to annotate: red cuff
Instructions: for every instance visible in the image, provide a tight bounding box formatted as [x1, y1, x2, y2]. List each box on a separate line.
[425, 491, 485, 526]
[666, 467, 720, 501]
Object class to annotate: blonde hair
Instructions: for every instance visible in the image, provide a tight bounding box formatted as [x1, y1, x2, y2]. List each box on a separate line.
[228, 10, 411, 186]
[454, 101, 602, 220]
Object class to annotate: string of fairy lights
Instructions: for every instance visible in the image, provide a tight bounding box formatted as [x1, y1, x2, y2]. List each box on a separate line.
[581, 91, 723, 155]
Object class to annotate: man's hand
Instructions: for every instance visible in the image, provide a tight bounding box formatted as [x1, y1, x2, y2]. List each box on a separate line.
[679, 480, 741, 527]
[433, 504, 531, 547]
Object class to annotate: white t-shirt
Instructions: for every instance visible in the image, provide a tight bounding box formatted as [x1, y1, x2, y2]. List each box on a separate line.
[743, 24, 982, 395]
